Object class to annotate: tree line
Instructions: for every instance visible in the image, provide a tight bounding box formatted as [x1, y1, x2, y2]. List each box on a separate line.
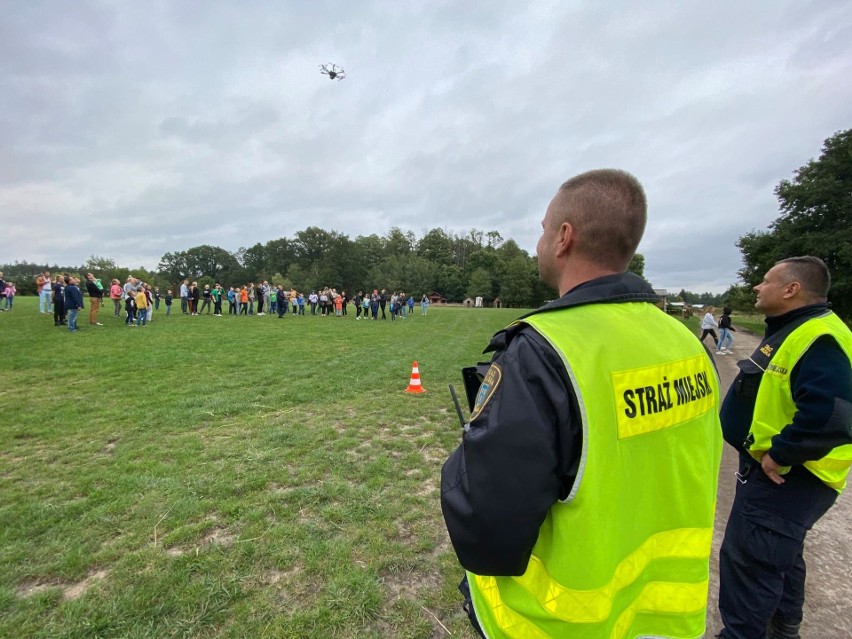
[6, 130, 847, 317]
[2, 228, 560, 308]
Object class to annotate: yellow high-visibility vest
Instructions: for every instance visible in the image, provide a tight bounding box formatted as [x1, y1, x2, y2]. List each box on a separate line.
[468, 302, 722, 639]
[747, 311, 852, 493]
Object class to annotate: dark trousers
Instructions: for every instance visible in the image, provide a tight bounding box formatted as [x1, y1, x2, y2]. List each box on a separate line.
[699, 329, 718, 343]
[718, 459, 836, 639]
[53, 300, 65, 325]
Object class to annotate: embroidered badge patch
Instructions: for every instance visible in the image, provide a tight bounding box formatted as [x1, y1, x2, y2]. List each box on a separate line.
[469, 363, 502, 421]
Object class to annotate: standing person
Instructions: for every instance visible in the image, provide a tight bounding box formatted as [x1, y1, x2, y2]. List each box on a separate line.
[52, 276, 65, 325]
[63, 277, 84, 332]
[227, 287, 236, 315]
[334, 293, 343, 317]
[257, 281, 267, 316]
[440, 169, 722, 639]
[291, 289, 298, 316]
[319, 289, 328, 316]
[37, 271, 53, 314]
[199, 285, 212, 314]
[248, 283, 256, 315]
[123, 276, 140, 302]
[407, 294, 415, 317]
[85, 273, 104, 326]
[189, 282, 200, 315]
[134, 286, 149, 326]
[370, 289, 379, 320]
[308, 291, 318, 315]
[276, 285, 287, 318]
[110, 279, 123, 317]
[297, 292, 305, 315]
[239, 285, 248, 315]
[154, 287, 161, 310]
[211, 284, 223, 316]
[379, 289, 387, 319]
[717, 256, 852, 639]
[0, 272, 5, 311]
[124, 291, 136, 326]
[699, 305, 719, 345]
[716, 306, 736, 355]
[3, 281, 16, 310]
[180, 280, 190, 314]
[421, 294, 429, 315]
[164, 289, 173, 316]
[269, 286, 277, 315]
[354, 291, 363, 320]
[144, 284, 154, 324]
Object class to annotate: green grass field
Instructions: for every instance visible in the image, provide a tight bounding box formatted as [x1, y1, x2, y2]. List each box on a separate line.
[1, 298, 528, 639]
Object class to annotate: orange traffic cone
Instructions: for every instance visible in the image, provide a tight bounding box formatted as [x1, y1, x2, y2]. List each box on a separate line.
[405, 361, 426, 394]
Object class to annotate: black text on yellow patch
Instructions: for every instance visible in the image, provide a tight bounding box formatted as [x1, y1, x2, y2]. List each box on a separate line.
[470, 364, 502, 421]
[612, 355, 715, 439]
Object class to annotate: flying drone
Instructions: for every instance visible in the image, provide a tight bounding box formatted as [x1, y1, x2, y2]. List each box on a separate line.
[319, 63, 345, 81]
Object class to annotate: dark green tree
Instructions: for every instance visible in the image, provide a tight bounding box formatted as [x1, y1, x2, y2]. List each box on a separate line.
[416, 228, 454, 266]
[738, 129, 852, 319]
[499, 256, 535, 307]
[466, 268, 492, 300]
[627, 253, 645, 278]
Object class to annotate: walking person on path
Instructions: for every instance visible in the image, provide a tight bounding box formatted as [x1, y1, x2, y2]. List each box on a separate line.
[716, 306, 736, 355]
[699, 305, 719, 345]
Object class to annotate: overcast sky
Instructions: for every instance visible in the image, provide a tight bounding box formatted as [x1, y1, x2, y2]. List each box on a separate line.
[2, 1, 850, 292]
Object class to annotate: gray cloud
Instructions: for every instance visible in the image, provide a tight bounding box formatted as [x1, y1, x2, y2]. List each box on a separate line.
[2, 1, 850, 292]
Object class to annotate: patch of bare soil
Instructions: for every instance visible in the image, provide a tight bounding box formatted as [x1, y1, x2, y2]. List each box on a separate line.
[16, 568, 110, 601]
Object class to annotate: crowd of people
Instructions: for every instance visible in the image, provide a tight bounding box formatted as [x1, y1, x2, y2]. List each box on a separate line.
[22, 271, 432, 331]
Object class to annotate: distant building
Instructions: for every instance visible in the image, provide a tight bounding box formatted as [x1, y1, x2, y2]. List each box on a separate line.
[653, 288, 669, 311]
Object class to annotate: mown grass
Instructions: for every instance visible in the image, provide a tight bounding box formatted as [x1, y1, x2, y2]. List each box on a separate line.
[1, 298, 525, 639]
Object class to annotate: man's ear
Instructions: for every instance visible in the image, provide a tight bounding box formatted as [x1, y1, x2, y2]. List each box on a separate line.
[783, 281, 801, 299]
[555, 222, 574, 257]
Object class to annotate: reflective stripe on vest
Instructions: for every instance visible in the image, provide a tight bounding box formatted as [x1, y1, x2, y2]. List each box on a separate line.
[468, 302, 722, 639]
[748, 311, 852, 493]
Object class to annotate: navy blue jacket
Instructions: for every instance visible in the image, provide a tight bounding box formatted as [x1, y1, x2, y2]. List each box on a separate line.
[64, 284, 84, 310]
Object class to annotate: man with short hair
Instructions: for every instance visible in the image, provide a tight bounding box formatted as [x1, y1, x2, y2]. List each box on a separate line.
[717, 256, 852, 639]
[441, 169, 723, 638]
[85, 273, 104, 325]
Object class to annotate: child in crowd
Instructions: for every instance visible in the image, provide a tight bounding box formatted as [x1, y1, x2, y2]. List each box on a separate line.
[334, 294, 343, 317]
[4, 282, 16, 310]
[165, 290, 173, 316]
[125, 293, 136, 326]
[298, 293, 305, 315]
[135, 287, 149, 326]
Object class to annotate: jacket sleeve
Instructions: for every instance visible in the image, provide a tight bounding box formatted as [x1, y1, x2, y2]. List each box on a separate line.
[769, 335, 852, 466]
[440, 329, 581, 576]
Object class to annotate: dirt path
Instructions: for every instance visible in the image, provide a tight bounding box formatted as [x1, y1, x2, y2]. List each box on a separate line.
[705, 329, 852, 638]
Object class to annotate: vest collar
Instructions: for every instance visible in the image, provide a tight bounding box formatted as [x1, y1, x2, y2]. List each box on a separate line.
[484, 273, 658, 353]
[521, 272, 659, 320]
[764, 303, 830, 337]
